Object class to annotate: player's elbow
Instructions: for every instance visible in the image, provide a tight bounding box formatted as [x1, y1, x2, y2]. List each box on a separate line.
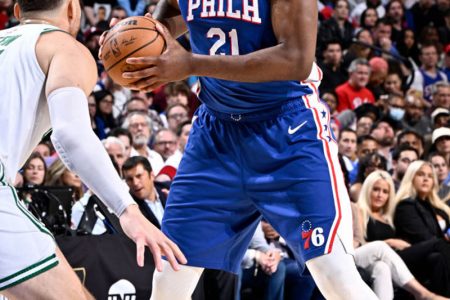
[285, 49, 315, 82]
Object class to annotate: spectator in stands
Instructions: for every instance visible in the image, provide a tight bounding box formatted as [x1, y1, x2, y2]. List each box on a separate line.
[88, 92, 107, 139]
[102, 137, 126, 177]
[109, 127, 133, 161]
[46, 158, 84, 201]
[339, 128, 358, 174]
[391, 144, 419, 190]
[238, 223, 285, 300]
[22, 153, 47, 187]
[383, 72, 403, 95]
[322, 91, 339, 117]
[122, 156, 166, 228]
[396, 29, 421, 65]
[402, 92, 433, 136]
[410, 0, 444, 36]
[372, 18, 400, 58]
[367, 57, 389, 99]
[165, 104, 190, 133]
[156, 121, 192, 183]
[356, 115, 374, 137]
[431, 127, 450, 165]
[431, 108, 450, 129]
[116, 0, 147, 16]
[394, 160, 450, 296]
[122, 112, 164, 174]
[94, 90, 117, 135]
[83, 0, 118, 26]
[120, 96, 164, 134]
[397, 129, 425, 159]
[370, 119, 395, 166]
[431, 81, 450, 111]
[350, 0, 385, 27]
[350, 152, 387, 202]
[317, 0, 353, 53]
[336, 58, 375, 112]
[359, 7, 378, 31]
[355, 103, 381, 136]
[343, 29, 375, 70]
[348, 135, 380, 183]
[411, 44, 448, 103]
[110, 5, 128, 20]
[152, 129, 178, 162]
[429, 152, 450, 199]
[356, 170, 450, 298]
[384, 0, 406, 44]
[33, 141, 52, 159]
[318, 40, 347, 94]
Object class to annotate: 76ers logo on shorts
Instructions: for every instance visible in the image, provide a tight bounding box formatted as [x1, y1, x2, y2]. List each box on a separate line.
[301, 220, 325, 250]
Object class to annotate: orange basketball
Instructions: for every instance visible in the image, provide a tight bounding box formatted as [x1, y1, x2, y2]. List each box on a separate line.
[101, 16, 166, 88]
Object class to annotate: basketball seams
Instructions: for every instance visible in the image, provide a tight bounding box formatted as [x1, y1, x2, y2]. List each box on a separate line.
[105, 31, 163, 73]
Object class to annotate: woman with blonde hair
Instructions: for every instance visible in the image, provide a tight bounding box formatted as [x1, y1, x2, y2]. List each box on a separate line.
[46, 158, 84, 201]
[354, 170, 449, 299]
[394, 160, 450, 296]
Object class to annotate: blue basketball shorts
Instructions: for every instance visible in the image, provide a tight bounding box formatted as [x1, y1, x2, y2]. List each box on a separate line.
[162, 84, 354, 274]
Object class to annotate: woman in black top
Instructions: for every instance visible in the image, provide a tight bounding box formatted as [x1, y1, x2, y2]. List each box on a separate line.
[357, 169, 450, 297]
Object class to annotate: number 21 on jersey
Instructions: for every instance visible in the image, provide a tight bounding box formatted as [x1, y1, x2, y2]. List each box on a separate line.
[207, 28, 239, 56]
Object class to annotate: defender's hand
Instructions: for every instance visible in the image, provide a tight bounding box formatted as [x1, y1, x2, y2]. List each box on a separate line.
[123, 22, 193, 92]
[119, 204, 187, 271]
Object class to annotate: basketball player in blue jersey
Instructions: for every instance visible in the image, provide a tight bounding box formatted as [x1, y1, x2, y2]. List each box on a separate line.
[108, 0, 379, 298]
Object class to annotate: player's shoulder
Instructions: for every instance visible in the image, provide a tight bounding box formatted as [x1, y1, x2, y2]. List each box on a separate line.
[36, 30, 95, 70]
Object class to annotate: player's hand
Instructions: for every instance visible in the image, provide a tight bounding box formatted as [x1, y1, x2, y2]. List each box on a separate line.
[123, 22, 193, 92]
[119, 204, 187, 272]
[266, 249, 281, 273]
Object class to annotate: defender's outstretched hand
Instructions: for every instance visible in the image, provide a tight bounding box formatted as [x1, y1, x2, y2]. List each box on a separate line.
[119, 205, 187, 272]
[122, 22, 192, 92]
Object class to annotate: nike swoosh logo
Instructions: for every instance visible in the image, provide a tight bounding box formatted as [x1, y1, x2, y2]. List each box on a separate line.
[288, 121, 308, 135]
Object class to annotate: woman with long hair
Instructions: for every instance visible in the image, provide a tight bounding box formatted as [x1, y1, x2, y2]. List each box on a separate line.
[22, 152, 47, 187]
[356, 170, 450, 298]
[46, 158, 84, 201]
[393, 161, 450, 296]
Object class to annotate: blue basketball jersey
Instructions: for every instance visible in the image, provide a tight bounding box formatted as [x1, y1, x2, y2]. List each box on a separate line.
[178, 0, 312, 114]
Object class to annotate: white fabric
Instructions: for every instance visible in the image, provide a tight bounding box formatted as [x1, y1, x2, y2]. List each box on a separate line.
[306, 238, 378, 300]
[0, 24, 57, 183]
[48, 87, 135, 217]
[71, 191, 107, 235]
[130, 147, 164, 174]
[145, 195, 164, 225]
[354, 241, 414, 298]
[150, 261, 204, 300]
[0, 186, 57, 286]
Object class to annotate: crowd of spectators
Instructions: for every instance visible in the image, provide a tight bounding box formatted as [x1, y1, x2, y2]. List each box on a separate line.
[1, 0, 450, 298]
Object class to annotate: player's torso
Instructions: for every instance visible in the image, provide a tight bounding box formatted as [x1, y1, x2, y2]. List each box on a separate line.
[0, 24, 53, 182]
[178, 0, 312, 114]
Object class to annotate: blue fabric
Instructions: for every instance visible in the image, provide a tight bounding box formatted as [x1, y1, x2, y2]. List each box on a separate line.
[177, 0, 312, 113]
[162, 97, 342, 274]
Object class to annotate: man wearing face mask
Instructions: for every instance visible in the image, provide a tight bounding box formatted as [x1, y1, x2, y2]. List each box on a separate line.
[387, 93, 406, 125]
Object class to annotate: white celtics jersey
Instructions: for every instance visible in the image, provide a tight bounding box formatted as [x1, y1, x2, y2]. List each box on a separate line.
[0, 24, 58, 183]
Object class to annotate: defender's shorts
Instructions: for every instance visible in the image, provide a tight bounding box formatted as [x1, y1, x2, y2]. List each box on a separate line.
[0, 163, 58, 291]
[162, 85, 354, 274]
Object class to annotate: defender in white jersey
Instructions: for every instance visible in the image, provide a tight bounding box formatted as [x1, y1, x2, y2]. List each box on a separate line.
[0, 0, 186, 299]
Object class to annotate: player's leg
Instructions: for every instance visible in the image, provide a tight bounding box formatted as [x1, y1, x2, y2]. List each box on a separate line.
[3, 247, 94, 300]
[152, 105, 262, 300]
[0, 184, 92, 299]
[244, 91, 377, 299]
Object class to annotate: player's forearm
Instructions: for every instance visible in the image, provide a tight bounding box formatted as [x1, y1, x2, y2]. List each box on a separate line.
[153, 0, 187, 38]
[188, 44, 314, 82]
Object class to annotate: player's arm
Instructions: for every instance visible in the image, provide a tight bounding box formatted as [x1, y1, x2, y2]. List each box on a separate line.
[124, 0, 318, 90]
[152, 0, 188, 38]
[38, 32, 186, 271]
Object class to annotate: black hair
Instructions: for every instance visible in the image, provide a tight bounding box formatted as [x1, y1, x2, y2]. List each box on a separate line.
[176, 120, 192, 137]
[122, 156, 152, 174]
[17, 0, 65, 12]
[108, 127, 133, 146]
[392, 144, 419, 161]
[355, 152, 388, 183]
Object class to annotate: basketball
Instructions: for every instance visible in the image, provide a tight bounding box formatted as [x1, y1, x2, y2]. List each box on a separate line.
[101, 16, 166, 88]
